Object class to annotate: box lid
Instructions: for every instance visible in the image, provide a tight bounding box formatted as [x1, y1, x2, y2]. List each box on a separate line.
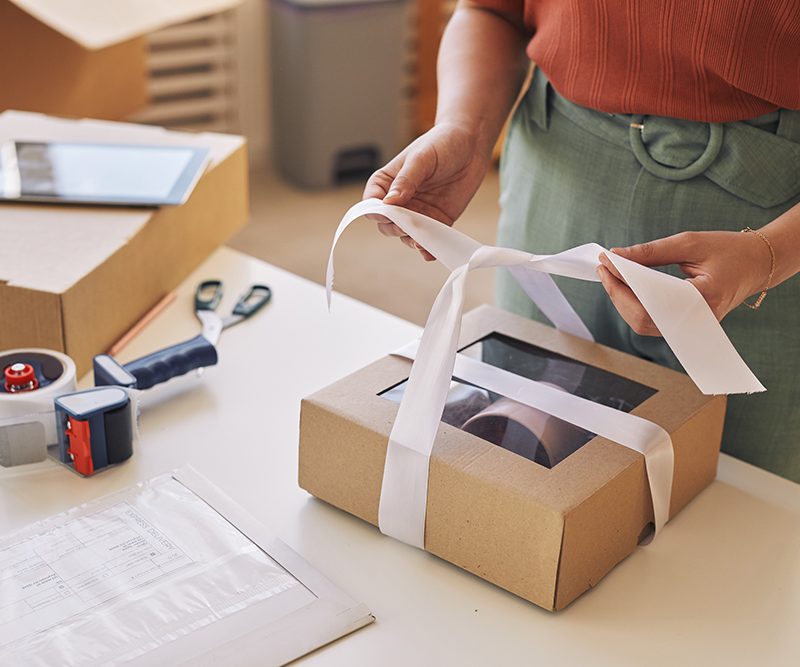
[8, 0, 243, 49]
[0, 110, 245, 294]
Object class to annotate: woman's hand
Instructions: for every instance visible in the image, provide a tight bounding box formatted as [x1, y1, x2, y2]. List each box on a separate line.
[362, 0, 530, 260]
[596, 230, 774, 336]
[363, 121, 494, 261]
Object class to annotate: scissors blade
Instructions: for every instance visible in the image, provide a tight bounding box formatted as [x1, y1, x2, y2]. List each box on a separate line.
[197, 310, 223, 347]
[220, 313, 245, 330]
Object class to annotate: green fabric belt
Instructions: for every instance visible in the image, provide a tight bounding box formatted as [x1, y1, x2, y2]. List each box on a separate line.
[528, 68, 800, 207]
[496, 68, 800, 483]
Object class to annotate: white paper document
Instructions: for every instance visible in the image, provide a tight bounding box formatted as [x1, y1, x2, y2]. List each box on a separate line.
[0, 469, 372, 666]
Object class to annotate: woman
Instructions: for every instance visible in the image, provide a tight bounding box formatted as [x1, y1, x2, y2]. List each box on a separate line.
[363, 1, 800, 482]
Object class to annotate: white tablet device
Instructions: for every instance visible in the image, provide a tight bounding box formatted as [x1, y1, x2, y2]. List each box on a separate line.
[0, 140, 210, 206]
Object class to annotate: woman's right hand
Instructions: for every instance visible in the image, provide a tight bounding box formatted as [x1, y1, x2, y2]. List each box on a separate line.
[363, 121, 494, 260]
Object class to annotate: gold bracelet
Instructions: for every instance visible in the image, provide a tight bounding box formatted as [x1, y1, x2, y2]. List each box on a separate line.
[741, 227, 776, 310]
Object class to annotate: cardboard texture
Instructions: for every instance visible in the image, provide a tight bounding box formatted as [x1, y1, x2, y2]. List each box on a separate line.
[0, 111, 248, 374]
[0, 0, 242, 119]
[299, 305, 727, 611]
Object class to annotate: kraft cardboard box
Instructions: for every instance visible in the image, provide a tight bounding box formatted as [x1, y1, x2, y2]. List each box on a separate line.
[299, 305, 727, 611]
[0, 111, 248, 375]
[0, 0, 242, 120]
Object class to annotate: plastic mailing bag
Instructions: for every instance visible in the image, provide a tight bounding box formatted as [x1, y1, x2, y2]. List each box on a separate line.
[0, 467, 372, 666]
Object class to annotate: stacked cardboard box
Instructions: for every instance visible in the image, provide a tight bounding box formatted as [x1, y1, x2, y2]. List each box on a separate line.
[0, 0, 242, 120]
[0, 111, 248, 374]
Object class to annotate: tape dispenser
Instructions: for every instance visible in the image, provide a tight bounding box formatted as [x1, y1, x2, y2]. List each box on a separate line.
[0, 349, 134, 476]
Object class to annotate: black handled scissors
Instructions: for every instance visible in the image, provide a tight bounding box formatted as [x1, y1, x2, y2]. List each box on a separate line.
[93, 281, 272, 390]
[194, 280, 273, 346]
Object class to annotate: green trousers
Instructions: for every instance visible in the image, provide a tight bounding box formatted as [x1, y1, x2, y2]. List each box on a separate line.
[496, 69, 800, 483]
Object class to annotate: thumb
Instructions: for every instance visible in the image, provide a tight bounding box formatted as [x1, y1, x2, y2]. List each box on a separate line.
[611, 233, 694, 267]
[382, 151, 433, 206]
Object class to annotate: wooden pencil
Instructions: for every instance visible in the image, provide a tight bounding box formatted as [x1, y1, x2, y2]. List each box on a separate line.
[109, 291, 177, 356]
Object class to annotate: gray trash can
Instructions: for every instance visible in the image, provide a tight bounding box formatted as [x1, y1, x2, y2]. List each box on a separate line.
[270, 0, 408, 188]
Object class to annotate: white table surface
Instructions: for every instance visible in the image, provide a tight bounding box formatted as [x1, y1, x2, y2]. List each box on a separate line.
[2, 247, 799, 667]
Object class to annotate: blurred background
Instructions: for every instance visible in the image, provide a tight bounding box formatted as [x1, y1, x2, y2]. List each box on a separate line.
[216, 0, 497, 325]
[0, 0, 502, 324]
[4, 0, 499, 324]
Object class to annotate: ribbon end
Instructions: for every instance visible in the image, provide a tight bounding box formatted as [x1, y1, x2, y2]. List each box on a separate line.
[325, 259, 335, 311]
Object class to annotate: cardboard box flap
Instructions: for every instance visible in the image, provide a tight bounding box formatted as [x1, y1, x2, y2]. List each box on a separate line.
[0, 111, 245, 294]
[9, 0, 243, 50]
[0, 111, 243, 168]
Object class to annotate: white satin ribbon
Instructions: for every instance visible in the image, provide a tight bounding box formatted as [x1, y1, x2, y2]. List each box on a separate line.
[392, 340, 673, 541]
[326, 199, 765, 549]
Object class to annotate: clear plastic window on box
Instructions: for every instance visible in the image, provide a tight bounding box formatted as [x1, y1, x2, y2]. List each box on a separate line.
[380, 333, 657, 468]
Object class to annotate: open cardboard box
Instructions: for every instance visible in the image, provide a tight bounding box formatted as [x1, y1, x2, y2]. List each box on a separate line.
[299, 305, 727, 611]
[0, 0, 241, 119]
[0, 110, 248, 375]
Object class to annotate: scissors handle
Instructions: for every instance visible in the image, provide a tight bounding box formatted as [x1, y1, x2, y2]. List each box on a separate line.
[232, 285, 272, 318]
[126, 335, 218, 390]
[195, 280, 223, 311]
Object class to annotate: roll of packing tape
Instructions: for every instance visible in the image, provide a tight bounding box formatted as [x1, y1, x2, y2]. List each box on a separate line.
[461, 383, 588, 468]
[0, 349, 77, 467]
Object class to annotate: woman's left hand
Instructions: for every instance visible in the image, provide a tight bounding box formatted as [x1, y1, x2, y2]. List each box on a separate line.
[596, 230, 773, 336]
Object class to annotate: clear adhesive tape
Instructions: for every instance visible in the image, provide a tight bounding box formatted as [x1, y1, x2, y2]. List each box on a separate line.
[0, 349, 78, 467]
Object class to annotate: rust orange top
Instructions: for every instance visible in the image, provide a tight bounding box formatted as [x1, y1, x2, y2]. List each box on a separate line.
[473, 0, 800, 122]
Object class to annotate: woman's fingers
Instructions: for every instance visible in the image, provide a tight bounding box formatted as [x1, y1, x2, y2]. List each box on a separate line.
[364, 167, 398, 230]
[596, 265, 661, 336]
[398, 235, 415, 250]
[396, 234, 435, 260]
[611, 232, 699, 267]
[382, 150, 432, 205]
[377, 220, 406, 237]
[366, 153, 428, 240]
[598, 252, 626, 283]
[363, 163, 393, 200]
[417, 245, 436, 261]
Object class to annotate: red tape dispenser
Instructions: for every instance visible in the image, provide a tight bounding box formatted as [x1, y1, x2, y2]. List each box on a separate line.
[54, 387, 134, 477]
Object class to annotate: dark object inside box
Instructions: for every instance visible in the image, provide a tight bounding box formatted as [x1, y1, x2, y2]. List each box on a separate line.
[380, 333, 657, 469]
